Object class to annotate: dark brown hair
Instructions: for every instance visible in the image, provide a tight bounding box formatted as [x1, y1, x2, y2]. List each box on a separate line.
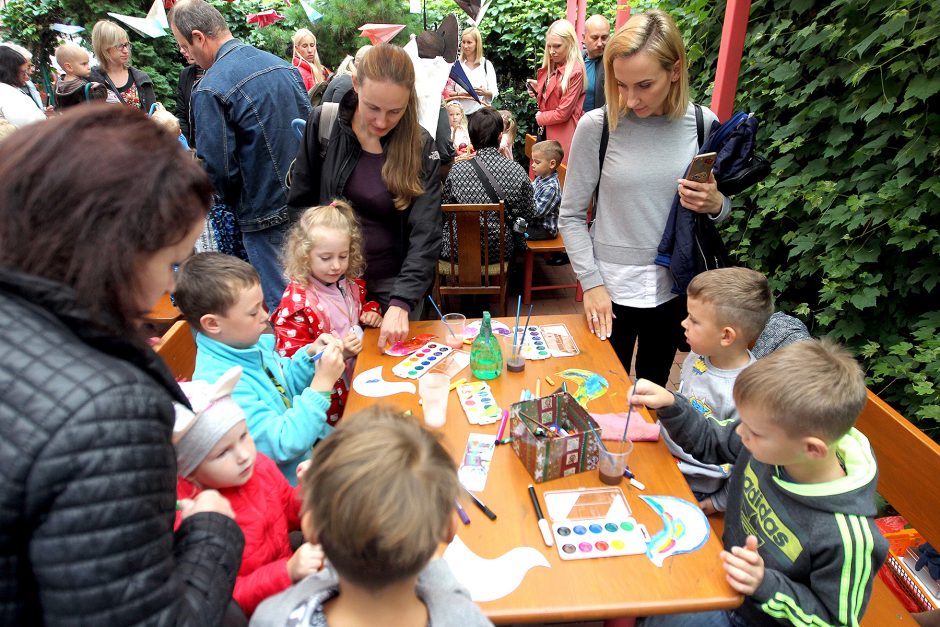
[0, 104, 210, 334]
[303, 406, 458, 589]
[174, 252, 260, 331]
[468, 106, 503, 149]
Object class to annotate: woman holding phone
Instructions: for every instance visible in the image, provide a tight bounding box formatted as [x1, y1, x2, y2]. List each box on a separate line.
[557, 10, 730, 386]
[527, 19, 585, 164]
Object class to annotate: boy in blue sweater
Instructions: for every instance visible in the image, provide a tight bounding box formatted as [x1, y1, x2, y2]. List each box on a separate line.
[175, 253, 346, 484]
[635, 340, 887, 627]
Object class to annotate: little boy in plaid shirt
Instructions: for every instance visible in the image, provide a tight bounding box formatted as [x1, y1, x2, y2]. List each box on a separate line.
[529, 140, 563, 240]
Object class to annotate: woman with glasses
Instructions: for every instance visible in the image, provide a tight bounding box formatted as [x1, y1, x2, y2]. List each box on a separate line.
[89, 20, 155, 112]
[0, 45, 45, 128]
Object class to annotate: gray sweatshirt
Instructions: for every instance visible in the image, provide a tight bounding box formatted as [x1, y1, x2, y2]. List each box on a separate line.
[558, 104, 720, 291]
[250, 559, 493, 627]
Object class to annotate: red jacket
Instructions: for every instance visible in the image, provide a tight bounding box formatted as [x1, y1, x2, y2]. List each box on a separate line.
[292, 56, 331, 92]
[270, 279, 380, 424]
[176, 454, 301, 616]
[534, 62, 585, 165]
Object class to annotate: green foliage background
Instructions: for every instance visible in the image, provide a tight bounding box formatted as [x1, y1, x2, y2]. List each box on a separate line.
[2, 0, 937, 434]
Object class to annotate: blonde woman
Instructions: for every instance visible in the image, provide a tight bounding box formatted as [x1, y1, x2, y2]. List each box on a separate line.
[558, 10, 729, 386]
[446, 26, 497, 116]
[292, 28, 331, 91]
[288, 44, 442, 351]
[525, 19, 585, 164]
[89, 20, 155, 111]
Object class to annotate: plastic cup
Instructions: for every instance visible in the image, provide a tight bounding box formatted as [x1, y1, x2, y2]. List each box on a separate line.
[418, 373, 450, 428]
[506, 353, 525, 372]
[442, 313, 466, 349]
[598, 440, 633, 485]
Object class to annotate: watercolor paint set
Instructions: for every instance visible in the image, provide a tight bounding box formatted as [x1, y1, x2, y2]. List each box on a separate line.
[513, 326, 551, 360]
[543, 487, 649, 561]
[391, 341, 454, 379]
[457, 381, 502, 425]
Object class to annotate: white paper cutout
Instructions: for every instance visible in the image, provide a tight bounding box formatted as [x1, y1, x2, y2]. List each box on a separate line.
[351, 365, 415, 397]
[442, 535, 550, 602]
[107, 0, 168, 38]
[640, 495, 711, 567]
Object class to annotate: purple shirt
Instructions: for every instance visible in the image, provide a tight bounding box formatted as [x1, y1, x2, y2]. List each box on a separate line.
[343, 151, 399, 281]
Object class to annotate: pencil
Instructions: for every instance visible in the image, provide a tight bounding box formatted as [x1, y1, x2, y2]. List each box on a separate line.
[535, 378, 541, 398]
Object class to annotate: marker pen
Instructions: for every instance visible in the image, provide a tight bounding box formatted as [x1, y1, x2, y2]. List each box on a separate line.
[527, 484, 554, 547]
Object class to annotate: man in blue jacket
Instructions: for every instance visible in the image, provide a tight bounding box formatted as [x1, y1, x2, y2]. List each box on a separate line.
[169, 0, 311, 311]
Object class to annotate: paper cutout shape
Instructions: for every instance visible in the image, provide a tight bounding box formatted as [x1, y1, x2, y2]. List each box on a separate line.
[246, 9, 285, 29]
[52, 24, 85, 35]
[405, 37, 455, 138]
[351, 366, 416, 397]
[640, 495, 710, 567]
[442, 535, 550, 602]
[359, 23, 406, 45]
[299, 0, 323, 24]
[556, 369, 609, 407]
[107, 0, 169, 38]
[449, 59, 481, 103]
[454, 0, 493, 24]
[385, 333, 437, 357]
[463, 319, 512, 342]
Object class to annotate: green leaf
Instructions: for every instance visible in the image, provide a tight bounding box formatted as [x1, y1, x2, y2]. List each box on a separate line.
[905, 74, 940, 101]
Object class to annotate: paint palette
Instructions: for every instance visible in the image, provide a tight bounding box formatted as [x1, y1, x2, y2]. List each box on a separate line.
[391, 341, 454, 379]
[456, 381, 502, 425]
[512, 326, 551, 360]
[543, 487, 649, 561]
[463, 319, 513, 343]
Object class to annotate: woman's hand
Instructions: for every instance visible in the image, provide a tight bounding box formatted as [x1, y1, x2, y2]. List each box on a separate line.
[179, 490, 235, 521]
[583, 285, 613, 340]
[377, 305, 409, 352]
[678, 172, 723, 215]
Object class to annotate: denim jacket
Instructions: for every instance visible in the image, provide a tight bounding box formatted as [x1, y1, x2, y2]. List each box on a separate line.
[193, 39, 311, 232]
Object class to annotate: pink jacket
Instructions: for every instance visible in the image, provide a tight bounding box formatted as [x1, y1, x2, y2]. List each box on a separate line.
[176, 454, 302, 616]
[534, 62, 585, 165]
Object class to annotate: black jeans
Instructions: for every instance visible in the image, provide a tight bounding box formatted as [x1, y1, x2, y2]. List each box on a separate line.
[608, 296, 687, 387]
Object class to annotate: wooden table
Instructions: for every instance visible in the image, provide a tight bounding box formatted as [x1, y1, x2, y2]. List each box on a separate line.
[345, 314, 740, 623]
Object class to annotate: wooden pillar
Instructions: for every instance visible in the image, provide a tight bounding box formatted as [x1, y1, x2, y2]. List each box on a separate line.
[710, 0, 751, 122]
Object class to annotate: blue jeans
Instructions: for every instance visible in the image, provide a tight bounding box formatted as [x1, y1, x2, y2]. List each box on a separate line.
[241, 222, 289, 312]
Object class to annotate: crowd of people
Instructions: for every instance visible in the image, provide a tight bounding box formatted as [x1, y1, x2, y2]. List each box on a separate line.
[0, 3, 894, 627]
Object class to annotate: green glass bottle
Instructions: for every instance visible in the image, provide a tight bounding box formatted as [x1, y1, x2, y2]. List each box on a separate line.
[471, 311, 503, 380]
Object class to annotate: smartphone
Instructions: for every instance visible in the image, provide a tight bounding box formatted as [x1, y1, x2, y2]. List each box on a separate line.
[685, 152, 717, 183]
[526, 79, 537, 98]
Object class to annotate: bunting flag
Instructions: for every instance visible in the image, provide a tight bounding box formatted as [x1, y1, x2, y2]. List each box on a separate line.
[299, 0, 323, 24]
[246, 9, 286, 29]
[107, 0, 169, 38]
[358, 23, 406, 45]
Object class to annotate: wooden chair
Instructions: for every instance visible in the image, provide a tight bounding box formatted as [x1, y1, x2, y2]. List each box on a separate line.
[521, 161, 583, 304]
[434, 202, 508, 316]
[144, 293, 182, 326]
[154, 320, 196, 380]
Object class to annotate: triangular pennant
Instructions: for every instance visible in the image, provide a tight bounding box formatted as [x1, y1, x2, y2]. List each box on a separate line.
[449, 60, 481, 103]
[299, 0, 323, 24]
[246, 9, 286, 29]
[358, 23, 406, 45]
[107, 0, 168, 38]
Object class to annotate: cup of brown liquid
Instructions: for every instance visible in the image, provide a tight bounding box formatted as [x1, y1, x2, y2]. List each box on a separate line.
[598, 440, 633, 485]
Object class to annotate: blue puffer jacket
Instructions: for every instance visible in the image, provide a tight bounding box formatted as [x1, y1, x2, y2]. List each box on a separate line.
[193, 332, 333, 484]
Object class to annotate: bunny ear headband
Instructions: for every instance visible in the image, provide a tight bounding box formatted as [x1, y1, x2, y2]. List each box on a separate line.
[172, 366, 243, 445]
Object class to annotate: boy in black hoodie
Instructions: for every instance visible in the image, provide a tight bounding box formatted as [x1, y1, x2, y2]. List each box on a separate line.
[635, 340, 888, 627]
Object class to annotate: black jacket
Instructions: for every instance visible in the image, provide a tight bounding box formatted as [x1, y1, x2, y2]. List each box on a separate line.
[0, 269, 244, 625]
[287, 90, 442, 311]
[89, 65, 156, 113]
[176, 64, 202, 149]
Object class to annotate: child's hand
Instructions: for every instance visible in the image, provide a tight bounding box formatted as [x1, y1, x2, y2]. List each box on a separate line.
[342, 329, 362, 359]
[720, 535, 765, 595]
[310, 343, 345, 392]
[360, 310, 383, 328]
[699, 497, 717, 516]
[287, 542, 325, 582]
[627, 379, 675, 410]
[179, 490, 235, 521]
[295, 459, 312, 485]
[307, 333, 339, 358]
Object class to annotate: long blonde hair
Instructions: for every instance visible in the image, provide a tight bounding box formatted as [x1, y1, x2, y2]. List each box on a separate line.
[292, 28, 327, 84]
[460, 27, 483, 64]
[283, 200, 365, 284]
[540, 19, 586, 96]
[603, 10, 689, 130]
[356, 44, 424, 210]
[92, 20, 130, 73]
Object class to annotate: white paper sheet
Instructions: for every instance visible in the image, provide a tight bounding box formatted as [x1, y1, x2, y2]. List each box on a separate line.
[442, 535, 550, 602]
[351, 365, 416, 397]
